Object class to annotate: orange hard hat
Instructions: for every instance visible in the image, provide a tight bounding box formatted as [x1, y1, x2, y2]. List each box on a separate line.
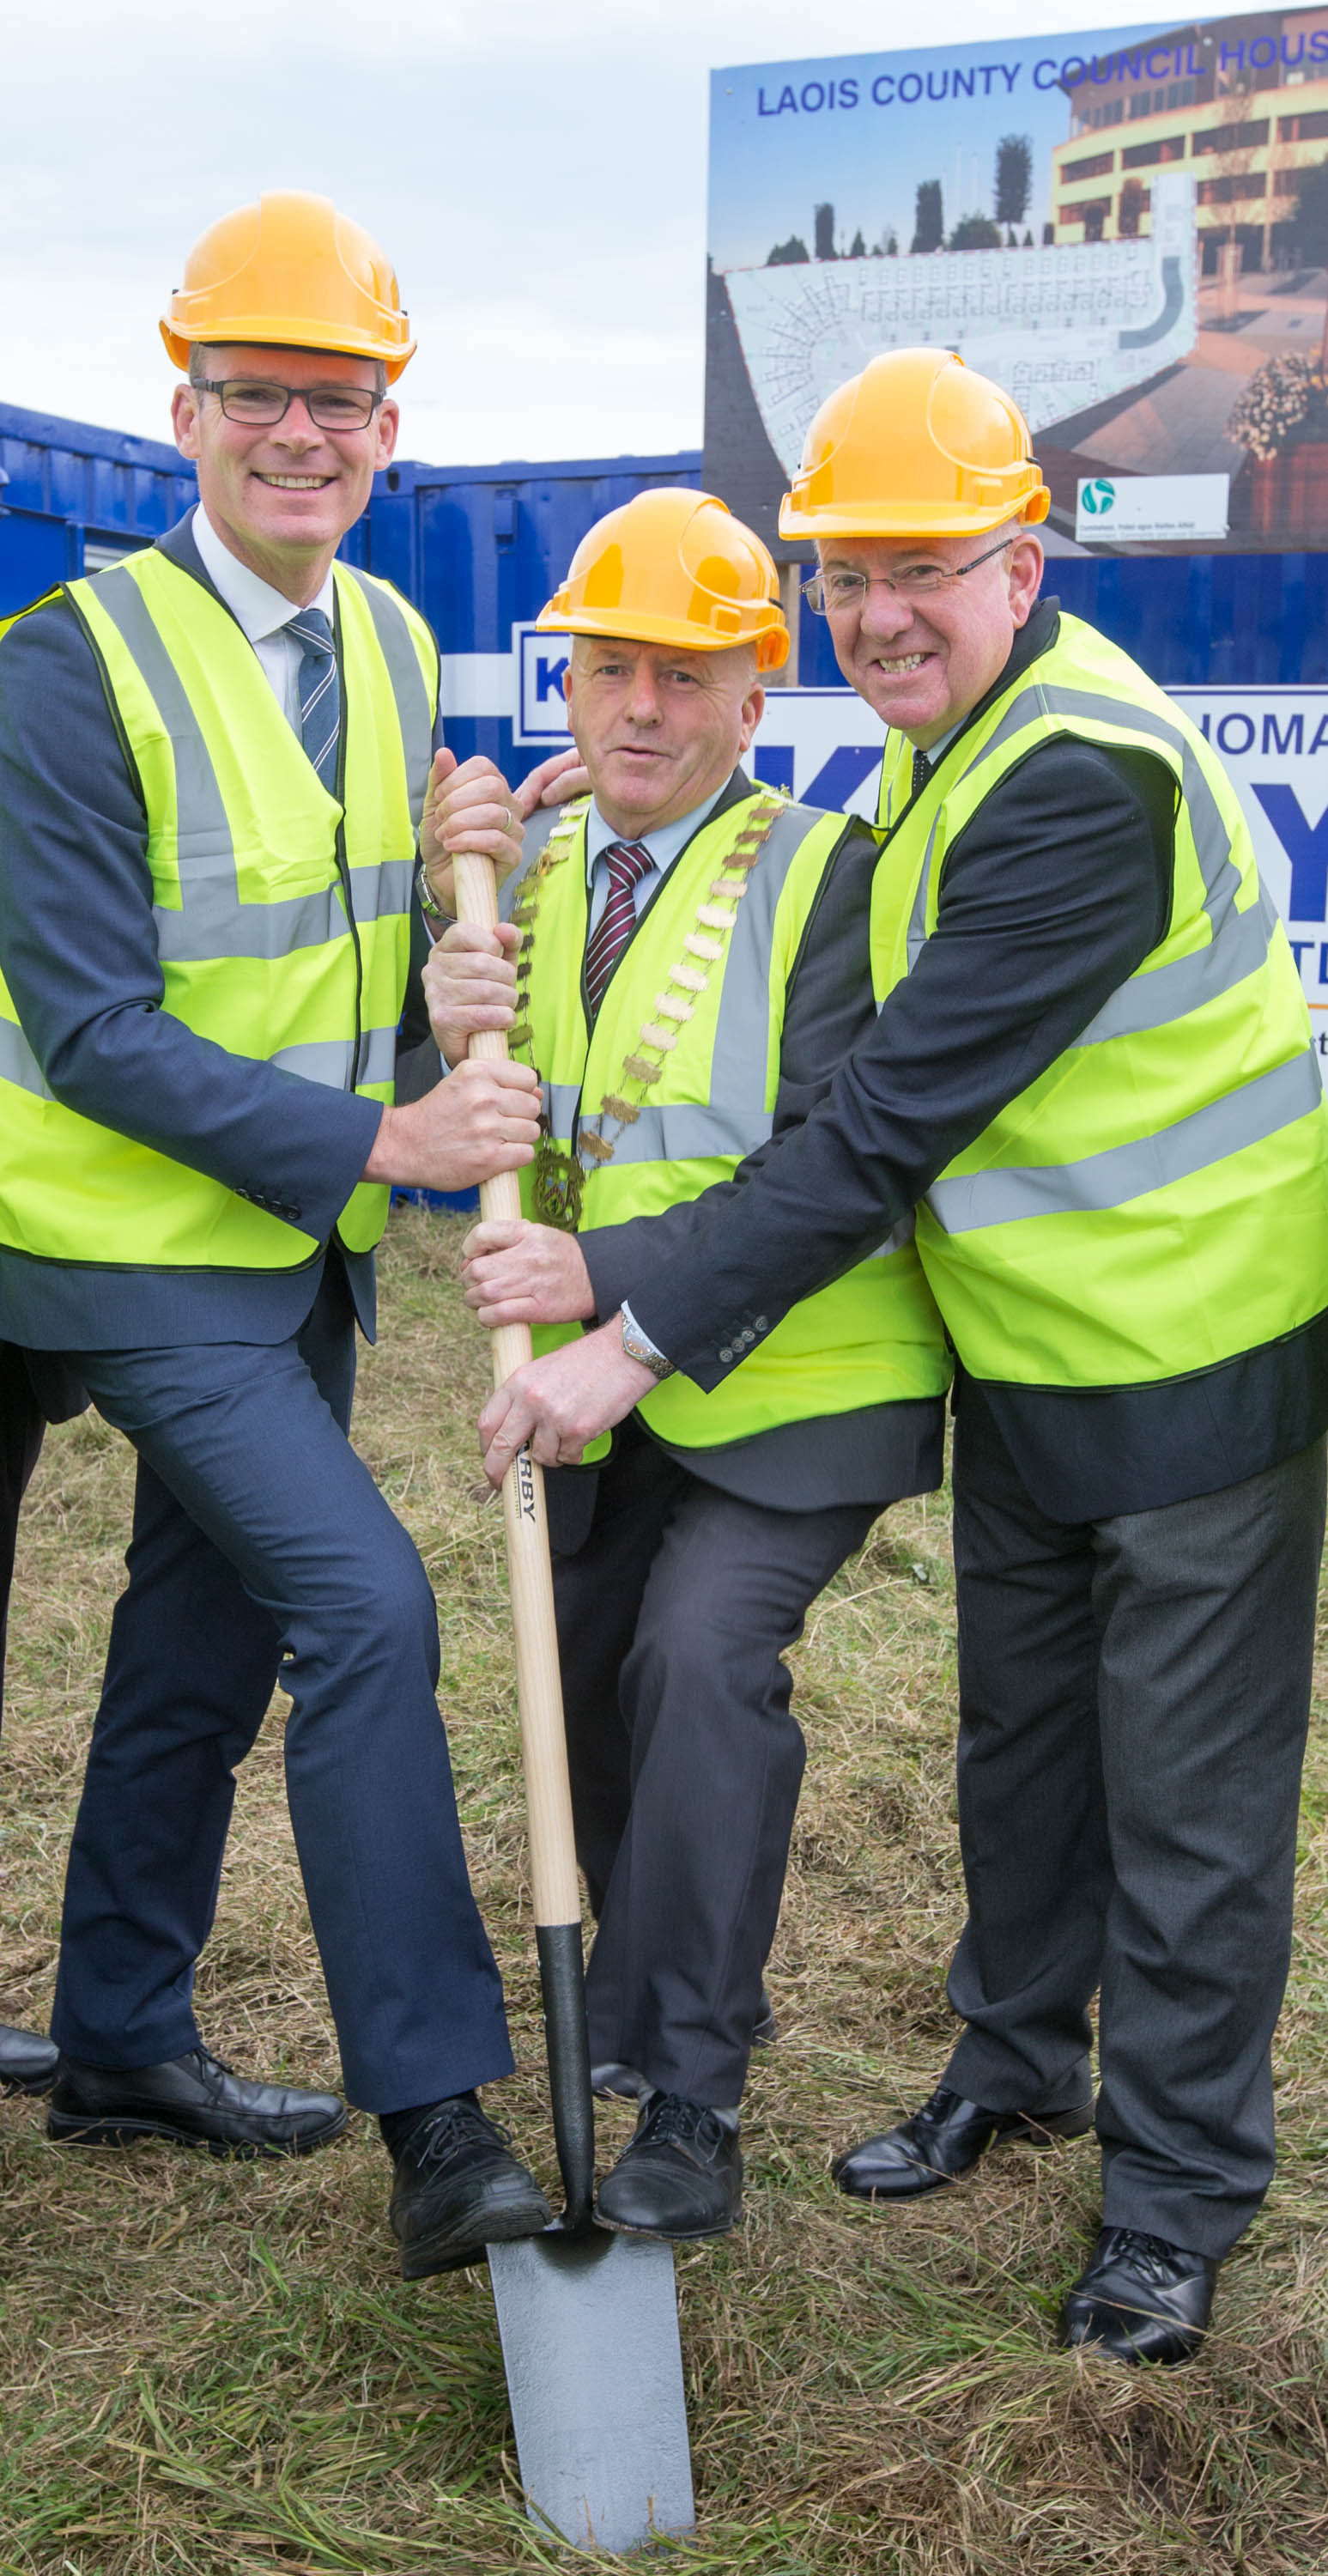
[161, 191, 415, 380]
[779, 349, 1049, 541]
[537, 488, 789, 671]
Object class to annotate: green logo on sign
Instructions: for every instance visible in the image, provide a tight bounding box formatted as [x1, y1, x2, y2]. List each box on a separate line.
[1082, 479, 1116, 516]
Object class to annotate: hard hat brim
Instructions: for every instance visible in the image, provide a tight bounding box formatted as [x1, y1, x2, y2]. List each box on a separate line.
[160, 315, 415, 382]
[780, 491, 1049, 542]
[534, 603, 788, 668]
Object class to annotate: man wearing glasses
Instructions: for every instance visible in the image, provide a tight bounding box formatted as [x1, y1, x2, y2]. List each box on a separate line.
[481, 349, 1328, 2364]
[0, 192, 559, 2278]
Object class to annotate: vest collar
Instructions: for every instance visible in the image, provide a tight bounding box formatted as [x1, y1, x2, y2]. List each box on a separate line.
[926, 595, 1062, 781]
[150, 505, 351, 686]
[155, 503, 221, 602]
[191, 502, 335, 646]
[880, 598, 1064, 829]
[583, 764, 752, 882]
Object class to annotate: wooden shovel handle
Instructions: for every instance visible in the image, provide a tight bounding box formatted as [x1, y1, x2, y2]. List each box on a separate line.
[452, 852, 580, 1929]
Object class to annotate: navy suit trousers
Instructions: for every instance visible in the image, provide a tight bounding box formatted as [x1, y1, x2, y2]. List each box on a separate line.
[0, 1342, 45, 1710]
[52, 1264, 513, 2111]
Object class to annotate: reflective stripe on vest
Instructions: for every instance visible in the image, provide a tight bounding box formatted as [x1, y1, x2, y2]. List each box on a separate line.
[0, 549, 438, 1272]
[894, 675, 1269, 1036]
[509, 793, 949, 1452]
[870, 612, 1328, 1388]
[535, 798, 813, 1168]
[87, 558, 421, 963]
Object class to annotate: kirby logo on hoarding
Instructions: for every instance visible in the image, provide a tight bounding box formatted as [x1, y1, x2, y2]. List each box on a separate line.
[1081, 480, 1116, 517]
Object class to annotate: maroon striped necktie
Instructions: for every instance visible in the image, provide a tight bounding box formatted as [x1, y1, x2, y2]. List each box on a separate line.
[585, 837, 655, 1019]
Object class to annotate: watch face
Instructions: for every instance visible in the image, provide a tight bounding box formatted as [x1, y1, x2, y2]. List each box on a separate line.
[623, 1320, 669, 1379]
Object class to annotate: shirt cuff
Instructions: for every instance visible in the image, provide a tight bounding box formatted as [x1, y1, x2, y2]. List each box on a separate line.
[621, 1300, 674, 1372]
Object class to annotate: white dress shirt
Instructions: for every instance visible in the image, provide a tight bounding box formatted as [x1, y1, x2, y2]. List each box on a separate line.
[583, 789, 724, 934]
[192, 503, 336, 734]
[580, 789, 729, 1376]
[440, 784, 731, 1070]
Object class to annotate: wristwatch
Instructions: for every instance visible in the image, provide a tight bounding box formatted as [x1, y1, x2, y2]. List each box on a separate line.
[621, 1303, 675, 1382]
[415, 859, 446, 920]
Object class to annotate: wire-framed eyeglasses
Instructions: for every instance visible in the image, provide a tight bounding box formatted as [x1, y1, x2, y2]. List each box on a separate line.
[802, 538, 1017, 617]
[198, 378, 384, 432]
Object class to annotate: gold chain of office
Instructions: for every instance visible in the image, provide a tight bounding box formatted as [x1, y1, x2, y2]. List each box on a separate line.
[505, 792, 790, 1231]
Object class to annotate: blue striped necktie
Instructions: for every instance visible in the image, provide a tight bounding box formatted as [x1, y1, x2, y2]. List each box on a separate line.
[287, 606, 341, 794]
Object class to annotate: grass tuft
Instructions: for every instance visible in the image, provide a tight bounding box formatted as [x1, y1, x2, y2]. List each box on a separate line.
[1, 1207, 1325, 2571]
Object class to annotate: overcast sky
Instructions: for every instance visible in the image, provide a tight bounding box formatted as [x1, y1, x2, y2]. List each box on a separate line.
[3, 0, 1125, 471]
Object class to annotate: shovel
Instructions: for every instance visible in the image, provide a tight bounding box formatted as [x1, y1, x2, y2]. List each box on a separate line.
[453, 848, 695, 2556]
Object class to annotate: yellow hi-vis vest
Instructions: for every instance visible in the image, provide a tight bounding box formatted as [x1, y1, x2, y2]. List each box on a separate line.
[869, 611, 1328, 1389]
[0, 546, 439, 1269]
[507, 790, 950, 1453]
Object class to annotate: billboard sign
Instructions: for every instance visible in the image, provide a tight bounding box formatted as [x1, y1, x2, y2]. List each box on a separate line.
[706, 11, 1328, 556]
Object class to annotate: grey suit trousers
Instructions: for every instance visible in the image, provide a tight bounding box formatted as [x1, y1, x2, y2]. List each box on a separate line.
[550, 1419, 876, 2108]
[944, 1392, 1327, 2257]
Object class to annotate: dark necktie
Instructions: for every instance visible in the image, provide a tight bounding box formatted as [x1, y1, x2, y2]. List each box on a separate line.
[585, 838, 654, 1018]
[912, 746, 932, 801]
[287, 606, 341, 794]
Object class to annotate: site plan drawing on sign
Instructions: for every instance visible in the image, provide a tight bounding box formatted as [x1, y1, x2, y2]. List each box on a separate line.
[725, 172, 1197, 475]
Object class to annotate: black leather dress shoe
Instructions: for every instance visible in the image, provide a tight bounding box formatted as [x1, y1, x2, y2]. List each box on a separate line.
[47, 2046, 347, 2158]
[1061, 2225, 1217, 2366]
[834, 2082, 1095, 2202]
[0, 2022, 58, 2097]
[389, 2095, 553, 2279]
[595, 2092, 743, 2241]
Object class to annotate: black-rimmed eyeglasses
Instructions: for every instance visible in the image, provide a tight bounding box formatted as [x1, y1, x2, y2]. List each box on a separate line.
[803, 538, 1016, 617]
[198, 378, 384, 432]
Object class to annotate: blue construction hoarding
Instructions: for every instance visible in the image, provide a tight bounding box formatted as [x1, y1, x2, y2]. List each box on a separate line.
[2, 396, 1327, 1058]
[0, 402, 196, 615]
[359, 449, 706, 781]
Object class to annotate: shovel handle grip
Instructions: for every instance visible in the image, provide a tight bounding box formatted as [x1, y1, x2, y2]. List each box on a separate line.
[452, 849, 582, 1934]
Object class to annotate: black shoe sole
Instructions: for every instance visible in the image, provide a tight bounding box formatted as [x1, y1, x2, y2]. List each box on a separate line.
[1, 2069, 58, 2099]
[591, 2204, 741, 2244]
[1060, 2308, 1209, 2366]
[46, 2104, 349, 2159]
[1000, 2103, 1095, 2146]
[398, 2188, 555, 2281]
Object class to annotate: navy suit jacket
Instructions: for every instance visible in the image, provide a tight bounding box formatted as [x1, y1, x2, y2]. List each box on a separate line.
[0, 511, 443, 1351]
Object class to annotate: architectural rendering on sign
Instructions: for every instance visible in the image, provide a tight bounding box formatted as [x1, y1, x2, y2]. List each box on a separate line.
[706, 10, 1328, 555]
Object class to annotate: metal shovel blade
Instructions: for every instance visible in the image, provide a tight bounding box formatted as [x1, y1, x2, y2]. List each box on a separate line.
[489, 2225, 694, 2554]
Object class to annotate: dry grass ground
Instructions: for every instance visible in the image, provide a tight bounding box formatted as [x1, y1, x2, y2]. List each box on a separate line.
[2, 1207, 1327, 2574]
